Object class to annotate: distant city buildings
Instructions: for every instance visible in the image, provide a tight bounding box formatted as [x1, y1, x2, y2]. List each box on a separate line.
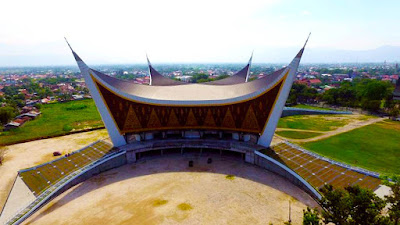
[1, 62, 400, 130]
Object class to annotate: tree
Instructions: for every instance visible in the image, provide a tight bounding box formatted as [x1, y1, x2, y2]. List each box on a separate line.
[319, 184, 386, 225]
[386, 100, 400, 119]
[356, 79, 393, 101]
[322, 82, 358, 107]
[319, 185, 351, 224]
[191, 73, 209, 83]
[360, 99, 381, 112]
[59, 93, 72, 101]
[389, 107, 400, 119]
[0, 106, 18, 125]
[215, 74, 229, 80]
[287, 83, 319, 105]
[303, 207, 321, 225]
[345, 185, 386, 224]
[197, 78, 210, 83]
[383, 176, 400, 225]
[321, 78, 395, 112]
[2, 86, 18, 96]
[83, 87, 90, 95]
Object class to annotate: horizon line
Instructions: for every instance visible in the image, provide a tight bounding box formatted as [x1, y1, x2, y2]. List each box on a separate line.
[0, 61, 399, 69]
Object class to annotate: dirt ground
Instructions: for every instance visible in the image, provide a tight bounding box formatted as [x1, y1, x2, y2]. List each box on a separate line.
[0, 129, 109, 213]
[23, 155, 318, 225]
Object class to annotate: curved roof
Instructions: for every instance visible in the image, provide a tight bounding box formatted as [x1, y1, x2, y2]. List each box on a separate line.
[66, 35, 309, 147]
[147, 54, 253, 86]
[67, 36, 307, 105]
[90, 67, 287, 103]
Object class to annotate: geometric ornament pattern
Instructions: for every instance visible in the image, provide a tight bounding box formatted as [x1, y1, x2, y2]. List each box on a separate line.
[96, 80, 283, 134]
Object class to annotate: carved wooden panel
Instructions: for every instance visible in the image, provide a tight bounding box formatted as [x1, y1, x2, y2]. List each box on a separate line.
[96, 80, 283, 134]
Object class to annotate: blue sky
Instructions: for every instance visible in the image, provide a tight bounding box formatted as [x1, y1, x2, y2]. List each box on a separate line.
[0, 0, 399, 65]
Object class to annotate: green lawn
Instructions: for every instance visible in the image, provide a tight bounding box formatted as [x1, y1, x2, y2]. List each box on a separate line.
[277, 115, 350, 131]
[276, 130, 323, 139]
[301, 121, 400, 175]
[0, 99, 103, 145]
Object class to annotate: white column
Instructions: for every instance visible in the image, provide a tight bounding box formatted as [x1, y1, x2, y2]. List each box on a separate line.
[258, 57, 301, 148]
[75, 57, 127, 147]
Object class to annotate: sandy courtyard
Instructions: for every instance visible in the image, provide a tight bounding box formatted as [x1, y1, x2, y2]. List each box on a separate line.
[23, 154, 318, 225]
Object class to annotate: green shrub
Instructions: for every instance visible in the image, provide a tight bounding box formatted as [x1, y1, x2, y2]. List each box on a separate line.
[65, 104, 87, 111]
[63, 124, 73, 132]
[225, 174, 235, 180]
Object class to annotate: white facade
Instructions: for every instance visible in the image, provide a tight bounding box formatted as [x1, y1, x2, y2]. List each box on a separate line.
[258, 56, 300, 147]
[73, 53, 127, 147]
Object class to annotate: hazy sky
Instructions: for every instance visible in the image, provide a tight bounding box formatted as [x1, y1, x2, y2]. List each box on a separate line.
[1, 0, 399, 65]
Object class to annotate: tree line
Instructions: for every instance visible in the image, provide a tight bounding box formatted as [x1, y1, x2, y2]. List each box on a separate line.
[302, 176, 400, 225]
[174, 73, 230, 83]
[287, 78, 399, 116]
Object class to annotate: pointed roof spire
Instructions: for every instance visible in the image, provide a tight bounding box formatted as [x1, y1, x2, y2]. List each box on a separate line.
[146, 53, 153, 85]
[248, 50, 254, 64]
[303, 32, 311, 49]
[295, 32, 311, 58]
[146, 53, 152, 66]
[64, 37, 83, 62]
[146, 54, 186, 86]
[245, 51, 254, 82]
[64, 37, 72, 51]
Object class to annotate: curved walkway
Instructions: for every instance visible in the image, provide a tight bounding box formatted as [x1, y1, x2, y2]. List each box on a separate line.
[277, 117, 386, 143]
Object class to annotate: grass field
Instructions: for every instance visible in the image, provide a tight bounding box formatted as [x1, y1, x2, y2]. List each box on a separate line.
[301, 120, 400, 175]
[275, 130, 323, 139]
[277, 115, 351, 131]
[0, 99, 103, 145]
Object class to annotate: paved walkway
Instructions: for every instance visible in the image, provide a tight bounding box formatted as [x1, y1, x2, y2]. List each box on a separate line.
[0, 176, 35, 224]
[277, 117, 386, 143]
